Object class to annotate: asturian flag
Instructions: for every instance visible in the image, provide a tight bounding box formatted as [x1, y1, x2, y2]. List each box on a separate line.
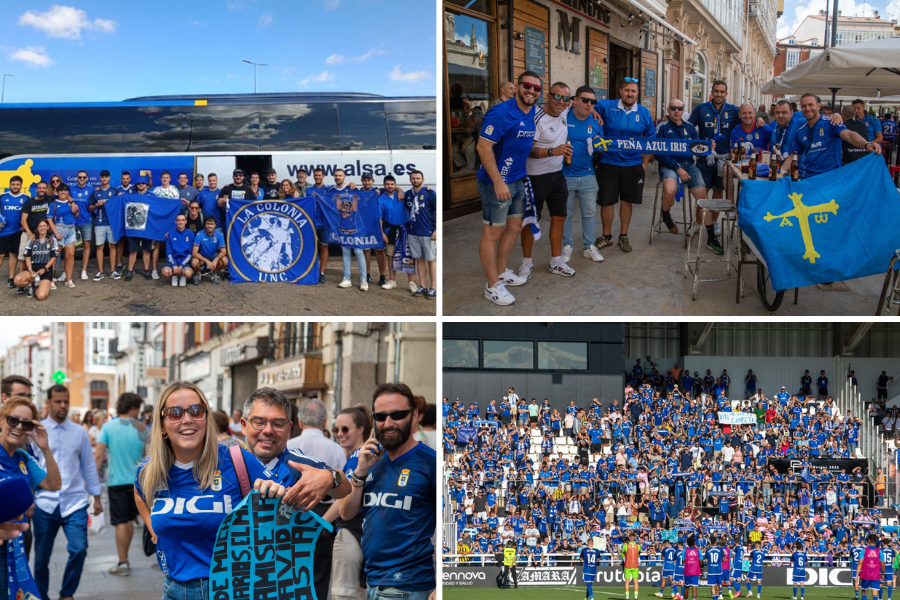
[315, 188, 381, 249]
[105, 194, 182, 242]
[226, 198, 319, 285]
[738, 154, 900, 292]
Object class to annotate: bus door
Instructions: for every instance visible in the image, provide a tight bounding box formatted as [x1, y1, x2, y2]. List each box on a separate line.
[196, 156, 236, 180]
[235, 155, 272, 178]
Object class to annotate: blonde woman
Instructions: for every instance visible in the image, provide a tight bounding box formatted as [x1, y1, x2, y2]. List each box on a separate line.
[134, 382, 287, 599]
[329, 407, 371, 600]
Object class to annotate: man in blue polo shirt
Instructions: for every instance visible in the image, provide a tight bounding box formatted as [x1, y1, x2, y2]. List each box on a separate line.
[70, 170, 94, 281]
[592, 78, 655, 253]
[477, 70, 539, 306]
[654, 99, 709, 237]
[190, 216, 227, 285]
[794, 93, 879, 179]
[852, 99, 883, 144]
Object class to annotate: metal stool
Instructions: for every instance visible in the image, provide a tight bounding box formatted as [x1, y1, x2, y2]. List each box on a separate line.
[649, 178, 694, 249]
[877, 249, 900, 315]
[684, 197, 738, 301]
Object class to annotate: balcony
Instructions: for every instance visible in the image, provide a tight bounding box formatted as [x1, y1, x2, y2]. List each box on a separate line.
[749, 0, 778, 56]
[696, 0, 744, 47]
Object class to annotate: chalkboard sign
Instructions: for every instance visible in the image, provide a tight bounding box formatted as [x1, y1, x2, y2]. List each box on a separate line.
[644, 68, 656, 97]
[524, 26, 546, 76]
[592, 88, 607, 100]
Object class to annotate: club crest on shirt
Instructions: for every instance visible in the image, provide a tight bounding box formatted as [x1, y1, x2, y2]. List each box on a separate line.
[212, 470, 222, 491]
[398, 468, 410, 487]
[587, 126, 592, 135]
[635, 115, 640, 122]
[820, 128, 824, 136]
[19, 461, 27, 475]
[724, 113, 729, 118]
[484, 125, 494, 136]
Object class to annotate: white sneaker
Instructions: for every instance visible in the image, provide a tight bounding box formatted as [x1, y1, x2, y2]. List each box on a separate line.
[65, 280, 75, 288]
[484, 282, 515, 305]
[50, 282, 57, 291]
[360, 280, 368, 291]
[56, 272, 67, 282]
[338, 278, 352, 288]
[408, 281, 418, 294]
[151, 269, 160, 280]
[498, 268, 528, 287]
[381, 279, 397, 289]
[179, 275, 187, 286]
[518, 260, 533, 280]
[583, 245, 605, 262]
[81, 270, 88, 280]
[561, 245, 573, 263]
[548, 261, 576, 277]
[171, 276, 179, 287]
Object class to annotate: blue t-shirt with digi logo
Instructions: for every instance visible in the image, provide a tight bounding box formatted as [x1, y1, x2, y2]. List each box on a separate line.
[70, 184, 94, 225]
[564, 109, 603, 177]
[688, 101, 740, 152]
[0, 192, 27, 236]
[134, 444, 276, 583]
[405, 187, 437, 237]
[730, 124, 773, 152]
[0, 446, 46, 490]
[90, 186, 116, 226]
[477, 98, 536, 184]
[795, 115, 847, 178]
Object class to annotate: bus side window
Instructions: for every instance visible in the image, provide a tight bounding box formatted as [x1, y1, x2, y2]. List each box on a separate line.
[386, 101, 436, 150]
[337, 102, 388, 150]
[259, 103, 340, 152]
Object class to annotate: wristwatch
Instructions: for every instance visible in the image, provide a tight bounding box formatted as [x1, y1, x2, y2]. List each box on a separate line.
[351, 471, 367, 487]
[329, 468, 342, 489]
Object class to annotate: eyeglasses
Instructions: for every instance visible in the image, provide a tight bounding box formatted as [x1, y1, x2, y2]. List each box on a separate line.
[551, 94, 572, 102]
[5, 415, 35, 432]
[520, 82, 542, 92]
[373, 409, 413, 422]
[248, 417, 289, 431]
[332, 426, 353, 435]
[77, 176, 87, 180]
[623, 77, 640, 84]
[668, 106, 684, 111]
[577, 97, 597, 105]
[161, 403, 208, 422]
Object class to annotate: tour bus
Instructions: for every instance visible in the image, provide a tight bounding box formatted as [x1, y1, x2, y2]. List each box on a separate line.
[0, 92, 436, 194]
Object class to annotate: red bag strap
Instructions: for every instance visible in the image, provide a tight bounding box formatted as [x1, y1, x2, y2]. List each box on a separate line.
[228, 444, 252, 498]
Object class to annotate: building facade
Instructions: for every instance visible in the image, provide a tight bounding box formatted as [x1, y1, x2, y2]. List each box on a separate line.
[792, 10, 896, 49]
[49, 322, 116, 416]
[2, 330, 51, 402]
[444, 0, 682, 217]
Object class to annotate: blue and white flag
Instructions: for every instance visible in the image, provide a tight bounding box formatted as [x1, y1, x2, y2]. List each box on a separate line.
[593, 137, 712, 155]
[226, 198, 319, 285]
[105, 194, 182, 242]
[315, 188, 381, 248]
[522, 176, 541, 241]
[738, 154, 900, 292]
[6, 532, 41, 600]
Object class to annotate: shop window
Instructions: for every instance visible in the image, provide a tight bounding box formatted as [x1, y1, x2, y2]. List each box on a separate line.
[690, 53, 707, 113]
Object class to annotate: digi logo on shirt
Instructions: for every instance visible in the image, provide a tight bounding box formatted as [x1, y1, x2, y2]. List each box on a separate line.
[151, 494, 235, 515]
[364, 492, 414, 511]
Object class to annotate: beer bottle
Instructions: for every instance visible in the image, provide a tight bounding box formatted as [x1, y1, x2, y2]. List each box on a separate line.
[769, 158, 778, 181]
[790, 152, 800, 181]
[731, 142, 738, 162]
[748, 152, 757, 180]
[564, 138, 572, 166]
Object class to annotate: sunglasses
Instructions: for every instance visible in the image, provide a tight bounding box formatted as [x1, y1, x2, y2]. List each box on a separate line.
[248, 417, 289, 431]
[551, 94, 572, 102]
[623, 77, 640, 84]
[520, 82, 543, 92]
[161, 403, 208, 422]
[332, 426, 353, 435]
[77, 176, 87, 179]
[5, 415, 35, 432]
[50, 179, 60, 184]
[373, 409, 413, 422]
[577, 97, 597, 105]
[668, 106, 685, 111]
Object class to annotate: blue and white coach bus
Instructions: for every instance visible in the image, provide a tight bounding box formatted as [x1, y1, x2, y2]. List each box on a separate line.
[0, 92, 436, 193]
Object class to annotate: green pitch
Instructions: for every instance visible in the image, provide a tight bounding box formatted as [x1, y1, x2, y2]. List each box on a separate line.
[443, 587, 866, 600]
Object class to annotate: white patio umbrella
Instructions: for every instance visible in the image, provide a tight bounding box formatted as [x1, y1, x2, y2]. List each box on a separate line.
[760, 75, 900, 100]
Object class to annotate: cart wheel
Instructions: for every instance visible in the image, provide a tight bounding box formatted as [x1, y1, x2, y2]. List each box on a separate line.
[757, 262, 784, 312]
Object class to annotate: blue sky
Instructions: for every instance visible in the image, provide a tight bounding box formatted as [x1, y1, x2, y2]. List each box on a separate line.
[778, 0, 900, 38]
[0, 0, 436, 102]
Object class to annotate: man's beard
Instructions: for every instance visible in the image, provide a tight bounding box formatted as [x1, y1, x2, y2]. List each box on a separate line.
[375, 418, 412, 451]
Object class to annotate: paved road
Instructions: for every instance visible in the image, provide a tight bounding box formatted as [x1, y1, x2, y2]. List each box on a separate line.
[29, 497, 163, 600]
[2, 258, 434, 316]
[444, 168, 888, 316]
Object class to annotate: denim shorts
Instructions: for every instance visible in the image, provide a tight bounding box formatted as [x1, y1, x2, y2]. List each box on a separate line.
[697, 160, 724, 191]
[94, 224, 114, 244]
[76, 222, 93, 244]
[56, 224, 77, 246]
[408, 235, 436, 261]
[367, 585, 432, 600]
[659, 162, 706, 190]
[162, 576, 208, 600]
[477, 177, 525, 226]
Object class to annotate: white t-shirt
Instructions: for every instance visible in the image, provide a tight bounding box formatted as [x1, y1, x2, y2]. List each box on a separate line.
[526, 106, 570, 176]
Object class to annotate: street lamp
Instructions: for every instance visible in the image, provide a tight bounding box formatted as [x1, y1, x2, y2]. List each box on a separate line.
[242, 59, 267, 94]
[2, 74, 14, 103]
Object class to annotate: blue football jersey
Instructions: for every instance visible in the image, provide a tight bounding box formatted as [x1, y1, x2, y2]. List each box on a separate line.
[795, 115, 848, 178]
[193, 229, 224, 259]
[792, 551, 807, 577]
[166, 227, 195, 266]
[0, 193, 27, 236]
[134, 444, 274, 582]
[70, 184, 94, 225]
[477, 98, 536, 183]
[262, 446, 329, 486]
[361, 442, 436, 590]
[581, 547, 600, 576]
[90, 186, 116, 226]
[707, 546, 724, 576]
[663, 546, 677, 569]
[751, 549, 765, 570]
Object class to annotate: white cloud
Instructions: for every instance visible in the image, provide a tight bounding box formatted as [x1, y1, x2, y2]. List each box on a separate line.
[299, 70, 334, 86]
[9, 46, 54, 68]
[776, 0, 867, 39]
[312, 0, 342, 9]
[353, 47, 387, 62]
[258, 12, 273, 27]
[389, 64, 430, 82]
[189, 19, 206, 26]
[18, 5, 117, 40]
[886, 0, 900, 19]
[326, 53, 345, 65]
[227, 0, 257, 9]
